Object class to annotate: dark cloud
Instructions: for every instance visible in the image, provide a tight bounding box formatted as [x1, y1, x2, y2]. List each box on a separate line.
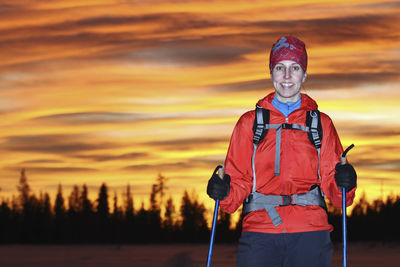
[4, 166, 96, 174]
[127, 44, 251, 66]
[31, 110, 237, 126]
[76, 152, 148, 162]
[357, 1, 400, 11]
[1, 134, 119, 154]
[254, 14, 400, 45]
[337, 126, 400, 138]
[209, 78, 270, 93]
[33, 112, 158, 124]
[352, 159, 400, 171]
[124, 162, 188, 172]
[1, 11, 399, 69]
[123, 156, 221, 172]
[77, 12, 218, 30]
[20, 159, 63, 164]
[145, 137, 229, 151]
[208, 71, 400, 93]
[306, 72, 400, 90]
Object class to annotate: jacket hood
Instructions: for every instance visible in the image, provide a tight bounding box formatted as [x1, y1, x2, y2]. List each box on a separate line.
[256, 92, 318, 111]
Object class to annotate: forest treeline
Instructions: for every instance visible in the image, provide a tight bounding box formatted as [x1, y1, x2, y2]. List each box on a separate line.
[0, 169, 399, 244]
[0, 169, 238, 244]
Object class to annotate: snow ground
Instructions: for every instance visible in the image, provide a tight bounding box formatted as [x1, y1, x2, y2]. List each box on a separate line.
[0, 243, 399, 266]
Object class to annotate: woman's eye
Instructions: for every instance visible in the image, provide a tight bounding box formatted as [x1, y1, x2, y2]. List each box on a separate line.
[275, 66, 282, 71]
[292, 66, 300, 71]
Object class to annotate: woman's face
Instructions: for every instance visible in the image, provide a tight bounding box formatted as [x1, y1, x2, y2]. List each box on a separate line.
[271, 60, 307, 103]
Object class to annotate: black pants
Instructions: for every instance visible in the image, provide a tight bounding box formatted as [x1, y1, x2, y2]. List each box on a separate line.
[237, 230, 333, 267]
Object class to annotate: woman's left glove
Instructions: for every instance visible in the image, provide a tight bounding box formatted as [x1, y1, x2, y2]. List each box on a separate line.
[334, 163, 357, 192]
[207, 165, 231, 200]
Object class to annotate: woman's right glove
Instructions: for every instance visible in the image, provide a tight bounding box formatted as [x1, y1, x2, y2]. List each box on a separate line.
[207, 165, 231, 200]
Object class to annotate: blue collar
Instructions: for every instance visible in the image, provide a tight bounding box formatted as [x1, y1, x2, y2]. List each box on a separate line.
[272, 94, 301, 117]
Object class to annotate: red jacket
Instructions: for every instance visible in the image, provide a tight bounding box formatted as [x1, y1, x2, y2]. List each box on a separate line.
[220, 93, 356, 233]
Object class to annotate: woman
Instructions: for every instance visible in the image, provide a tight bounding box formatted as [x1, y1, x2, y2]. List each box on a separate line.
[207, 36, 357, 267]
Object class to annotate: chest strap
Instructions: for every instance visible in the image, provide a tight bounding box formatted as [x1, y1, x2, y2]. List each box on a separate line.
[243, 186, 326, 226]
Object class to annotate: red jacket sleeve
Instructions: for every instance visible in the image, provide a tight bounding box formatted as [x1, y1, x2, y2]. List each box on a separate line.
[319, 113, 356, 208]
[220, 111, 254, 214]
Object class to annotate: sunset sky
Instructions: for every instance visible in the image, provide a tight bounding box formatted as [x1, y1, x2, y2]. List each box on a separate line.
[0, 0, 399, 218]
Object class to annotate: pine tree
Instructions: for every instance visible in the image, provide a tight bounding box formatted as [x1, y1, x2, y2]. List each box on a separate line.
[17, 168, 30, 210]
[156, 173, 168, 209]
[41, 193, 51, 216]
[96, 183, 110, 242]
[54, 184, 66, 242]
[97, 183, 109, 219]
[68, 185, 80, 214]
[80, 184, 92, 215]
[179, 190, 208, 242]
[125, 184, 134, 218]
[112, 191, 119, 216]
[150, 184, 159, 211]
[54, 184, 66, 218]
[164, 196, 175, 230]
[67, 185, 80, 242]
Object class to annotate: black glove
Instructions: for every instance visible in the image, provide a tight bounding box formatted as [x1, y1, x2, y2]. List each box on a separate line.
[335, 163, 357, 192]
[207, 166, 231, 200]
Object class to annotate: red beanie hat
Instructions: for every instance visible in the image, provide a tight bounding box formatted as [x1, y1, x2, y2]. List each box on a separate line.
[269, 36, 307, 73]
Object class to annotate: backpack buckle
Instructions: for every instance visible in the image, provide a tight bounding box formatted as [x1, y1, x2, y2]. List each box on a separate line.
[281, 123, 292, 129]
[281, 195, 292, 206]
[244, 193, 253, 204]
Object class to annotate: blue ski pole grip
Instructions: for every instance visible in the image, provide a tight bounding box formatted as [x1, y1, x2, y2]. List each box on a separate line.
[207, 199, 219, 267]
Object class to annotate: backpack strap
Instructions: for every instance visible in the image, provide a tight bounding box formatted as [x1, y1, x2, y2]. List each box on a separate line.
[306, 110, 323, 183]
[249, 106, 269, 194]
[252, 105, 269, 144]
[306, 110, 323, 149]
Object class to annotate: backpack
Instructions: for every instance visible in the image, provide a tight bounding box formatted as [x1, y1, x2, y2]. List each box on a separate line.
[252, 105, 323, 177]
[242, 105, 326, 226]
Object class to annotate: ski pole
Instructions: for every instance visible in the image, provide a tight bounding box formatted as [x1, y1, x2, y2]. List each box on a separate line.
[340, 144, 354, 267]
[207, 199, 219, 267]
[342, 187, 347, 267]
[206, 166, 224, 267]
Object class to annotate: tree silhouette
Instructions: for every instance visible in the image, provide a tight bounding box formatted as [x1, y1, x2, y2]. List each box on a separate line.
[0, 200, 13, 243]
[68, 185, 80, 214]
[67, 185, 80, 242]
[80, 184, 94, 242]
[124, 184, 134, 219]
[179, 190, 209, 242]
[216, 209, 234, 243]
[17, 168, 30, 210]
[148, 183, 162, 242]
[111, 191, 123, 243]
[150, 184, 159, 211]
[164, 196, 176, 229]
[156, 173, 168, 210]
[54, 183, 66, 242]
[163, 196, 176, 241]
[2, 169, 400, 244]
[54, 184, 66, 216]
[37, 192, 52, 243]
[96, 183, 110, 242]
[80, 184, 93, 215]
[97, 183, 109, 218]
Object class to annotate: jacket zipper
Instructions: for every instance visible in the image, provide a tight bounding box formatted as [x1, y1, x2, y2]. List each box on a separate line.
[283, 116, 289, 233]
